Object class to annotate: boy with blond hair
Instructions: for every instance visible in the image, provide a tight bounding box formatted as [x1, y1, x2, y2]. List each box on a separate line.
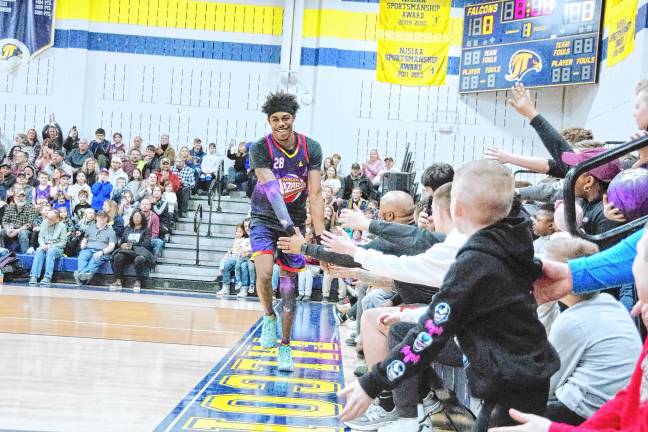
[329, 160, 560, 431]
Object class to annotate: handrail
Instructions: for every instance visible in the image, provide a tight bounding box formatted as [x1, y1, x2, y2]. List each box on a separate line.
[563, 134, 648, 243]
[206, 159, 225, 237]
[193, 203, 203, 265]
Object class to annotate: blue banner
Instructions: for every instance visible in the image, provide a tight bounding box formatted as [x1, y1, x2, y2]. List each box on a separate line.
[0, 0, 56, 71]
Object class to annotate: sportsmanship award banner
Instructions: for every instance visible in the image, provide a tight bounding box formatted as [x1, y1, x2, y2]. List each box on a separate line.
[605, 0, 637, 67]
[379, 0, 451, 33]
[376, 39, 449, 86]
[0, 0, 56, 71]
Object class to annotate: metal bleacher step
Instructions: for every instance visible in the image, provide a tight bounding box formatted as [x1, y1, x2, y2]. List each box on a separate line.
[155, 257, 222, 268]
[153, 262, 220, 277]
[149, 272, 218, 283]
[169, 233, 232, 248]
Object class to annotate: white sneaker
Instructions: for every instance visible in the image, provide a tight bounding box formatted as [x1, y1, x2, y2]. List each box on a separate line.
[216, 285, 229, 296]
[377, 418, 419, 432]
[238, 287, 248, 297]
[343, 404, 398, 430]
[421, 391, 443, 416]
[26, 247, 35, 255]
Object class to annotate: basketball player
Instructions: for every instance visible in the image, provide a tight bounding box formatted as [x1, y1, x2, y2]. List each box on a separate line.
[249, 92, 324, 371]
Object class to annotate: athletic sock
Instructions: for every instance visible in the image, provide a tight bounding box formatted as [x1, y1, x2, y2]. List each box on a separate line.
[378, 391, 395, 412]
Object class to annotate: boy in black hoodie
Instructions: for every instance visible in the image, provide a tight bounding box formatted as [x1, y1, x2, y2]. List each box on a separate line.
[331, 160, 560, 431]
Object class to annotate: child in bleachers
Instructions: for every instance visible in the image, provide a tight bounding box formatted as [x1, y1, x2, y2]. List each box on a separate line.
[52, 189, 71, 217]
[58, 207, 75, 255]
[533, 204, 556, 257]
[235, 228, 253, 298]
[91, 169, 113, 210]
[73, 190, 91, 222]
[27, 202, 51, 254]
[111, 177, 126, 203]
[491, 227, 648, 432]
[33, 172, 52, 204]
[199, 142, 219, 190]
[66, 208, 95, 257]
[334, 160, 560, 431]
[162, 182, 178, 223]
[216, 223, 247, 296]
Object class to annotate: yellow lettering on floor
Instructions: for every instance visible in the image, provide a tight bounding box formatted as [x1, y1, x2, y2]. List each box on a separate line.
[252, 338, 338, 351]
[244, 346, 339, 361]
[231, 358, 339, 372]
[183, 417, 341, 431]
[219, 374, 340, 394]
[201, 394, 339, 417]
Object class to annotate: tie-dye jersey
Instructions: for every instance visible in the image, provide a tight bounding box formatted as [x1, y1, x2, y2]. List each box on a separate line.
[249, 133, 322, 231]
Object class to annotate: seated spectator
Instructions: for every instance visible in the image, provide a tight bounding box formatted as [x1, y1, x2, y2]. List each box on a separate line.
[23, 165, 36, 187]
[0, 162, 16, 190]
[372, 156, 397, 192]
[111, 177, 127, 203]
[66, 207, 95, 257]
[41, 115, 63, 149]
[91, 168, 112, 210]
[44, 150, 73, 178]
[126, 168, 146, 203]
[108, 132, 126, 157]
[227, 141, 248, 190]
[170, 158, 195, 219]
[62, 126, 79, 154]
[342, 187, 368, 212]
[109, 210, 155, 292]
[130, 135, 143, 153]
[541, 238, 642, 425]
[51, 170, 70, 201]
[322, 157, 333, 176]
[68, 171, 92, 208]
[177, 146, 194, 169]
[10, 171, 33, 204]
[72, 190, 91, 221]
[89, 128, 110, 168]
[122, 148, 138, 178]
[189, 138, 205, 180]
[0, 190, 37, 252]
[362, 149, 384, 182]
[28, 208, 67, 287]
[81, 157, 98, 186]
[26, 128, 40, 154]
[162, 182, 178, 223]
[533, 204, 556, 257]
[142, 145, 160, 177]
[103, 199, 124, 239]
[11, 150, 29, 177]
[199, 142, 219, 189]
[217, 224, 247, 296]
[323, 204, 337, 232]
[323, 185, 339, 214]
[138, 198, 162, 258]
[35, 140, 53, 172]
[156, 134, 175, 164]
[58, 207, 75, 239]
[32, 171, 52, 205]
[322, 166, 342, 195]
[119, 190, 135, 226]
[235, 225, 253, 298]
[27, 201, 50, 254]
[332, 153, 344, 176]
[493, 227, 648, 432]
[145, 172, 159, 197]
[73, 210, 117, 286]
[65, 138, 93, 172]
[156, 158, 180, 192]
[337, 162, 372, 201]
[52, 189, 71, 217]
[151, 185, 171, 241]
[107, 156, 128, 187]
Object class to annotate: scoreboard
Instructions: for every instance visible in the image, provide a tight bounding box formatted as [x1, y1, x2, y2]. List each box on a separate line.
[459, 0, 604, 93]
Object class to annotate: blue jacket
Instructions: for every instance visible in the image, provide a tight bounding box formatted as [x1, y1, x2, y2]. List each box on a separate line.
[569, 228, 643, 293]
[91, 181, 113, 210]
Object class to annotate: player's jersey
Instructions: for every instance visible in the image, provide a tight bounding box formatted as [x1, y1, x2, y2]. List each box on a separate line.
[249, 132, 322, 231]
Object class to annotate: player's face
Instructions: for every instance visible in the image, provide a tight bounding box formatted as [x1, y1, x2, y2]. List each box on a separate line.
[268, 112, 294, 143]
[634, 92, 648, 130]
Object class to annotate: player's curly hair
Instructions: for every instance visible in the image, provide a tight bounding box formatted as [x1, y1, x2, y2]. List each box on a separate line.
[261, 92, 300, 117]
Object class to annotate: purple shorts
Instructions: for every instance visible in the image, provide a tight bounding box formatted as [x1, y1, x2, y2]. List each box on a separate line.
[250, 224, 305, 272]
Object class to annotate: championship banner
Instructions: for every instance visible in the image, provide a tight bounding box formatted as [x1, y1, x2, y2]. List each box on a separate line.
[376, 39, 449, 86]
[605, 0, 637, 67]
[0, 0, 56, 72]
[379, 0, 451, 33]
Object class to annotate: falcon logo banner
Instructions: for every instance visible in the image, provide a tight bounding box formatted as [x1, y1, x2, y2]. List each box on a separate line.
[0, 0, 56, 72]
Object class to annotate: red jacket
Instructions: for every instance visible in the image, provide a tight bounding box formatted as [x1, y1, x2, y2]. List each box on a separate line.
[550, 337, 648, 432]
[156, 170, 180, 192]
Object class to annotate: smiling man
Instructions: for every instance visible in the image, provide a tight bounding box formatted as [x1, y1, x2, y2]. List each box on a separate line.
[248, 92, 324, 372]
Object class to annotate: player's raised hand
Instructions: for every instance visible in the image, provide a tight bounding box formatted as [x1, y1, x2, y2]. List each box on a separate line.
[337, 380, 373, 422]
[339, 205, 370, 232]
[321, 228, 357, 256]
[508, 82, 538, 120]
[532, 259, 573, 304]
[277, 228, 305, 254]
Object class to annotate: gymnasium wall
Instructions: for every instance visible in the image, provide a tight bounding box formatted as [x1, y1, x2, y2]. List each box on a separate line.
[0, 0, 646, 175]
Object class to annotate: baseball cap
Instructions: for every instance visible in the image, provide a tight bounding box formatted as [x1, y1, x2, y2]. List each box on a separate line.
[100, 168, 109, 173]
[561, 148, 621, 183]
[351, 162, 361, 169]
[384, 157, 394, 162]
[17, 171, 26, 177]
[0, 162, 10, 168]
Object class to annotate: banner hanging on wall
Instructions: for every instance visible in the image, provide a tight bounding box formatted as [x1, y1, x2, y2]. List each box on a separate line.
[605, 0, 638, 67]
[379, 0, 451, 33]
[0, 0, 56, 72]
[376, 39, 449, 86]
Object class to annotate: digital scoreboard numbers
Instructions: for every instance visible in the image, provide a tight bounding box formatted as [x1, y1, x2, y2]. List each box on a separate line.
[459, 0, 604, 93]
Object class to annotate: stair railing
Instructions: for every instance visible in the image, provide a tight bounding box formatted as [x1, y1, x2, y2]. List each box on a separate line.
[206, 159, 225, 237]
[193, 203, 203, 265]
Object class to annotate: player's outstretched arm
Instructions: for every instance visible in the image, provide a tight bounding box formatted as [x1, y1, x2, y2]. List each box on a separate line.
[255, 167, 296, 235]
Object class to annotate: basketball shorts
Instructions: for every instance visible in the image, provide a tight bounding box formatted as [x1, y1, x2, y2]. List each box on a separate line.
[250, 224, 305, 272]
